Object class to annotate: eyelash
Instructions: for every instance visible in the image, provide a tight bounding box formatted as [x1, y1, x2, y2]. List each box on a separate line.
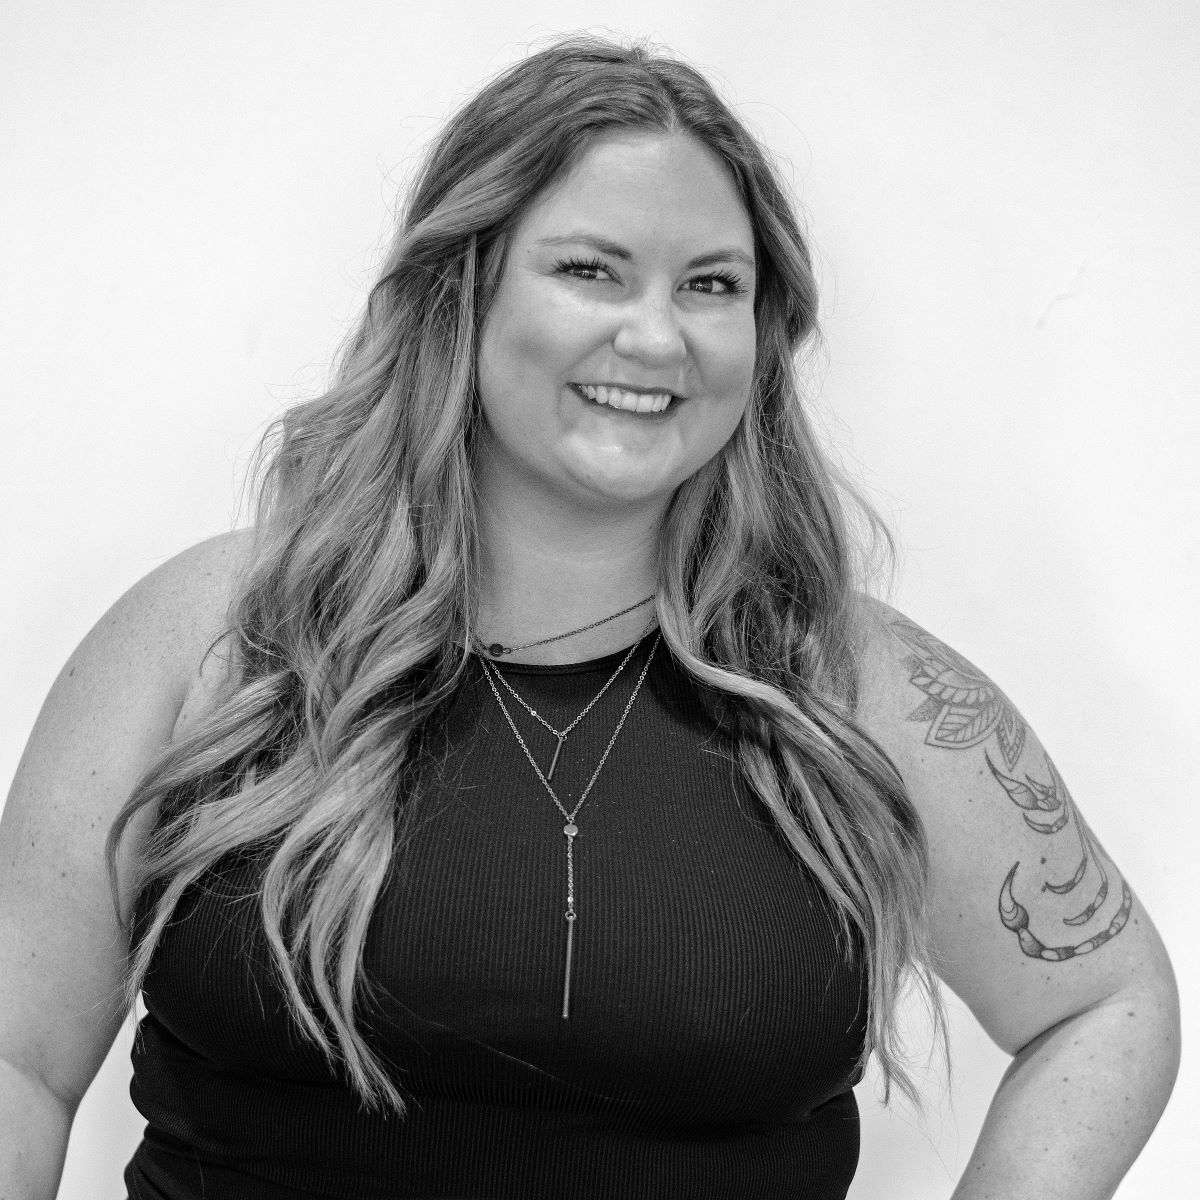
[554, 256, 747, 296]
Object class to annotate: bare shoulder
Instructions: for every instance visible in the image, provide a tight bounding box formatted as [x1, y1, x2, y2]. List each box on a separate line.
[4, 526, 255, 867]
[850, 595, 1028, 788]
[0, 528, 256, 1109]
[115, 528, 254, 691]
[141, 529, 256, 737]
[848, 595, 1174, 1054]
[16, 528, 255, 772]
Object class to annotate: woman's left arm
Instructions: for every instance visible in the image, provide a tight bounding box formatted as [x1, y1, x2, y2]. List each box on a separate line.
[857, 603, 1180, 1200]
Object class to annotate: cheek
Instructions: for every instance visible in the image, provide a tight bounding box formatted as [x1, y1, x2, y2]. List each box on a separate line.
[477, 318, 537, 436]
[478, 293, 583, 412]
[702, 307, 757, 382]
[732, 317, 759, 388]
[703, 316, 758, 417]
[699, 320, 757, 449]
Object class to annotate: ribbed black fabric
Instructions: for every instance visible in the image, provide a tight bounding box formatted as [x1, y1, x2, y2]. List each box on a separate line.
[125, 633, 868, 1199]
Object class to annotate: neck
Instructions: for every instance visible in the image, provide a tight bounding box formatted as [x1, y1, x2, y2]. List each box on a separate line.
[475, 483, 665, 666]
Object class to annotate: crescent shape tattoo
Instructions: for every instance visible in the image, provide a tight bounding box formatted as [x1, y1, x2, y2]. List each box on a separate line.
[999, 862, 1133, 962]
[888, 618, 1132, 962]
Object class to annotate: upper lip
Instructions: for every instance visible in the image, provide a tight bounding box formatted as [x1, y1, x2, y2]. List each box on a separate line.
[572, 381, 685, 399]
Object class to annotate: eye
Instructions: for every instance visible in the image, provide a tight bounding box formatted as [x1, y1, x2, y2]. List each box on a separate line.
[554, 255, 613, 281]
[685, 271, 747, 296]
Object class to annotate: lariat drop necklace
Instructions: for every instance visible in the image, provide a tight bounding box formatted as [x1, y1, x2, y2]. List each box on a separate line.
[486, 633, 641, 781]
[480, 632, 660, 1018]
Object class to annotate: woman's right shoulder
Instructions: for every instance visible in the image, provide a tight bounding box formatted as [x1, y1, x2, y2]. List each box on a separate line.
[40, 529, 259, 756]
[0, 537, 260, 1109]
[108, 528, 253, 670]
[5, 530, 257, 852]
[111, 529, 257, 733]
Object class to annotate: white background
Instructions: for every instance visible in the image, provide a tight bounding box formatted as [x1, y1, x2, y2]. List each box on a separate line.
[2, 2, 1195, 1196]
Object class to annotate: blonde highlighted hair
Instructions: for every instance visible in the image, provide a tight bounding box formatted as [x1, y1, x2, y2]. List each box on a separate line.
[109, 34, 940, 1112]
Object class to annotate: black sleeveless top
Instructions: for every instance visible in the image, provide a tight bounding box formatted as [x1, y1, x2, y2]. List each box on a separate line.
[125, 634, 868, 1199]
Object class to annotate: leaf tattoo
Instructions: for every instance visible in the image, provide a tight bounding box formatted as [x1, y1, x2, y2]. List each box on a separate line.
[889, 618, 1027, 769]
[887, 617, 1130, 962]
[985, 752, 1069, 836]
[987, 753, 1132, 961]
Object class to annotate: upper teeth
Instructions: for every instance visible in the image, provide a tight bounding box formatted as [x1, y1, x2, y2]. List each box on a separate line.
[578, 384, 673, 413]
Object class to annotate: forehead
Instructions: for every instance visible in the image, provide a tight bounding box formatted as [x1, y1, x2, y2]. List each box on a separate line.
[513, 130, 755, 260]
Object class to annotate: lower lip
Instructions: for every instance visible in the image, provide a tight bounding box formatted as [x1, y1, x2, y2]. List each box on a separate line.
[567, 384, 679, 420]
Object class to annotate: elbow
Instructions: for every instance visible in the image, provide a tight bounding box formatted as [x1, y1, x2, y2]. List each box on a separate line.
[1107, 962, 1182, 1113]
[1151, 968, 1182, 1095]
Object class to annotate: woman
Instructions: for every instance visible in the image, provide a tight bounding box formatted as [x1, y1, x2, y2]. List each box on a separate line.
[0, 35, 1178, 1200]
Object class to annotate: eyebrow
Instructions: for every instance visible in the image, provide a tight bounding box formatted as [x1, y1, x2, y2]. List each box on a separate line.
[535, 233, 756, 272]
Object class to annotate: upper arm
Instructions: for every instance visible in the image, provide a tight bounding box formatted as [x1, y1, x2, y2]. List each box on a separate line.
[0, 530, 250, 1110]
[854, 600, 1176, 1055]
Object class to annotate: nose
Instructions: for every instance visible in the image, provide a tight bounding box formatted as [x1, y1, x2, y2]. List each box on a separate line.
[611, 289, 687, 368]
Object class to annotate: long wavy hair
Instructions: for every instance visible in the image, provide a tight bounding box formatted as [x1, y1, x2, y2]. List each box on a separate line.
[109, 34, 940, 1112]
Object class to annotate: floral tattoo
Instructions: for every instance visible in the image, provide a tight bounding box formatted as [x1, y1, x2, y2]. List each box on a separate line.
[890, 618, 1130, 961]
[889, 617, 1026, 770]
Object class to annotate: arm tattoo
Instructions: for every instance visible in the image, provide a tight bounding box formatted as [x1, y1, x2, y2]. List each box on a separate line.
[987, 753, 1133, 961]
[889, 618, 1131, 961]
[889, 616, 1026, 770]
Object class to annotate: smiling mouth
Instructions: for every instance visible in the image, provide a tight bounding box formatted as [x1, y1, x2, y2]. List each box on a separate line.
[571, 383, 677, 414]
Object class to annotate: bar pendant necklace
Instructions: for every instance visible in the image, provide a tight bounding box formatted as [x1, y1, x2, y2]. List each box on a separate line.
[485, 635, 642, 784]
[561, 820, 578, 1016]
[547, 737, 565, 782]
[480, 634, 659, 1017]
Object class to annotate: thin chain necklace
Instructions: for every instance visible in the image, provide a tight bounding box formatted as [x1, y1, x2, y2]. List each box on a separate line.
[487, 635, 641, 781]
[478, 593, 655, 659]
[480, 633, 661, 1018]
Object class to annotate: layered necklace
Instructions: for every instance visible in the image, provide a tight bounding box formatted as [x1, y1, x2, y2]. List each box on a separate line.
[476, 598, 660, 1018]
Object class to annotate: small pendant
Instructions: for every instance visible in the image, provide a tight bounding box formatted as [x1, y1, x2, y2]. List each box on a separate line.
[488, 642, 507, 657]
[546, 735, 565, 782]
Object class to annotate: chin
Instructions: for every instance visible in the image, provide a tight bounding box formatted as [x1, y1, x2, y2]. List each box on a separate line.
[563, 456, 688, 509]
[574, 481, 674, 512]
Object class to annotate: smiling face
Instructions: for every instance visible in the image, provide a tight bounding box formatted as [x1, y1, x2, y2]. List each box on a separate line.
[475, 130, 758, 518]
